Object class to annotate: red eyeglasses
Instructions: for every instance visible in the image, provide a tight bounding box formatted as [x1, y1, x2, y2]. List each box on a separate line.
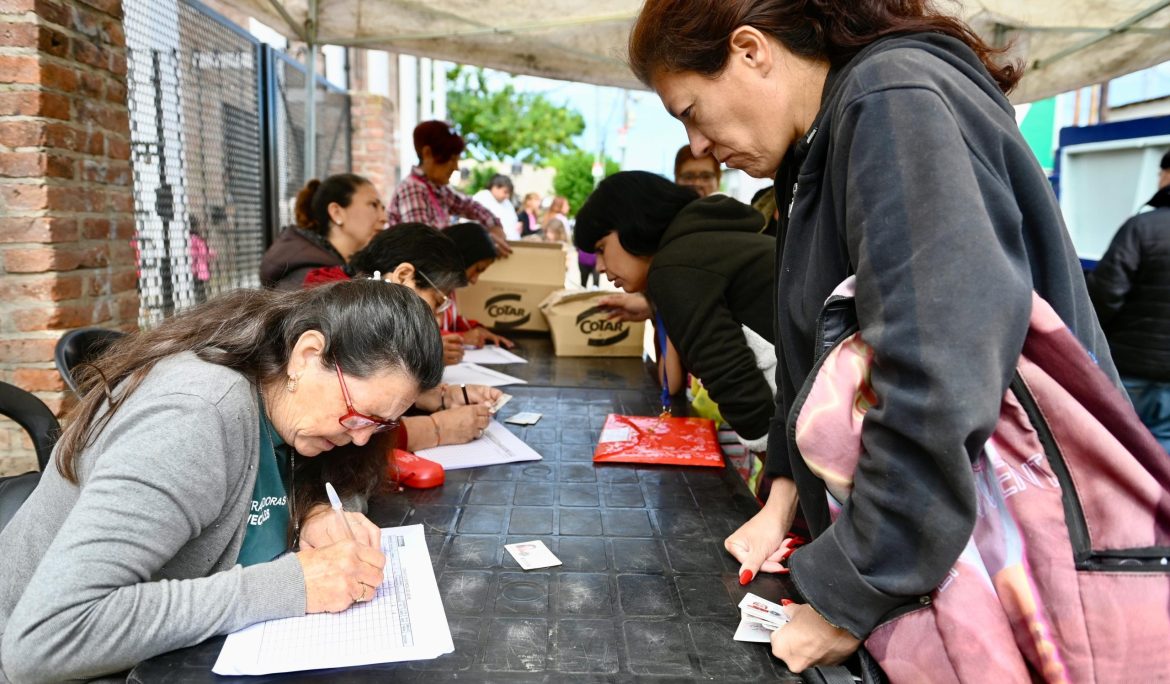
[335, 364, 398, 433]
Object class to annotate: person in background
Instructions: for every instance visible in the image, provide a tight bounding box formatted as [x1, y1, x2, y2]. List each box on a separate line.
[473, 174, 520, 240]
[674, 144, 722, 197]
[0, 281, 442, 681]
[575, 171, 776, 457]
[443, 222, 515, 349]
[630, 0, 1123, 673]
[518, 192, 542, 237]
[1087, 149, 1170, 453]
[385, 121, 511, 256]
[301, 225, 500, 487]
[261, 174, 386, 290]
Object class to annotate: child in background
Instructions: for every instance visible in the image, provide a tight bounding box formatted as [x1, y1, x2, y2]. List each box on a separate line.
[443, 222, 515, 349]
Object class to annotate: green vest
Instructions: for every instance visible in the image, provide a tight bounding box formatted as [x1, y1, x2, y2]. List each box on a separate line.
[236, 405, 293, 567]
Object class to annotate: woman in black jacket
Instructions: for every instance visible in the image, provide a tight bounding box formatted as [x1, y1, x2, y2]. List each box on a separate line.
[575, 171, 775, 451]
[628, 0, 1119, 674]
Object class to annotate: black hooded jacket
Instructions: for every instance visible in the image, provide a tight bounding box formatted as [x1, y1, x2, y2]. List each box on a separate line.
[1087, 186, 1170, 380]
[647, 195, 774, 441]
[767, 34, 1118, 638]
[259, 226, 345, 290]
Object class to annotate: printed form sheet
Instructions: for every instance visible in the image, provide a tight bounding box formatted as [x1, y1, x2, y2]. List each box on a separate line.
[213, 525, 453, 675]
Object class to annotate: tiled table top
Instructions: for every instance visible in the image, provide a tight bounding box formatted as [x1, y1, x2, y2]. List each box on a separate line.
[128, 342, 800, 683]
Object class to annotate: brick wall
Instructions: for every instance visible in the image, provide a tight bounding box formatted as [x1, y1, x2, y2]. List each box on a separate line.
[0, 0, 137, 475]
[350, 92, 398, 199]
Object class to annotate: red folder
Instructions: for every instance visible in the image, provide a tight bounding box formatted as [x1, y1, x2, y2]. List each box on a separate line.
[593, 414, 723, 467]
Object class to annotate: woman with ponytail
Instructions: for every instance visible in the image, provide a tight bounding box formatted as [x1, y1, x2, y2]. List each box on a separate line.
[260, 174, 387, 290]
[0, 281, 443, 681]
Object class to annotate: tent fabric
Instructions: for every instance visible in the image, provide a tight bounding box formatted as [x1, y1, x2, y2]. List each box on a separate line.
[223, 0, 1170, 102]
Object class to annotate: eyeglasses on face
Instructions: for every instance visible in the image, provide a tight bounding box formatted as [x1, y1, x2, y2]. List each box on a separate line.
[414, 270, 453, 314]
[678, 171, 718, 182]
[334, 363, 398, 433]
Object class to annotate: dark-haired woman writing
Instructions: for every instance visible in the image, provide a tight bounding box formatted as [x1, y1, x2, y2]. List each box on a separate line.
[0, 281, 443, 682]
[629, 0, 1119, 674]
[260, 173, 386, 290]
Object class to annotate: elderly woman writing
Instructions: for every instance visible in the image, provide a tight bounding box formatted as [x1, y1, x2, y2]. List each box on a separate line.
[0, 281, 443, 682]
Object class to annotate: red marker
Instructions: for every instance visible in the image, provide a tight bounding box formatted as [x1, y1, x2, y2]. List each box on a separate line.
[781, 599, 794, 607]
[739, 569, 753, 585]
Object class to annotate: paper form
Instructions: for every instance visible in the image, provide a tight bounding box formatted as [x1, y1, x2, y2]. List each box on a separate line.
[461, 345, 527, 365]
[212, 525, 453, 675]
[441, 362, 528, 387]
[415, 420, 542, 470]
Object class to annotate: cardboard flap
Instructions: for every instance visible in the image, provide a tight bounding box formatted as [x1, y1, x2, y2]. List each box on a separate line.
[482, 241, 567, 285]
[539, 288, 607, 313]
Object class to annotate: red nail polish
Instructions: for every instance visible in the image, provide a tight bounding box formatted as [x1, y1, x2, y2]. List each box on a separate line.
[739, 569, 753, 585]
[781, 599, 794, 606]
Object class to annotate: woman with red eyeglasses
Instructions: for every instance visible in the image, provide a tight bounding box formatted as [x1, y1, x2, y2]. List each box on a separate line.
[0, 281, 443, 682]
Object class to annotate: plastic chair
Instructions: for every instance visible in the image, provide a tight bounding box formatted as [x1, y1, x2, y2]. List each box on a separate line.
[0, 381, 61, 532]
[0, 380, 60, 471]
[55, 327, 125, 394]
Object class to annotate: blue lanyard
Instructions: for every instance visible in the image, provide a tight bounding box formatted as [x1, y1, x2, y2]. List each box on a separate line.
[656, 312, 671, 414]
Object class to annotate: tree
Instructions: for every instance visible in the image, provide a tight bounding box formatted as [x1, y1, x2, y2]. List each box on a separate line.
[446, 66, 586, 165]
[549, 150, 619, 217]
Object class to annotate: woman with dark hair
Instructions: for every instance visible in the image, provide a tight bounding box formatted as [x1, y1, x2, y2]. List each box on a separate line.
[0, 281, 443, 681]
[442, 222, 515, 349]
[260, 173, 386, 290]
[302, 224, 501, 460]
[629, 0, 1122, 674]
[385, 121, 511, 256]
[575, 171, 775, 453]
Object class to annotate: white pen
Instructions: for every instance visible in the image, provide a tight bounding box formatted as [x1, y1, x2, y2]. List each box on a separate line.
[325, 481, 357, 542]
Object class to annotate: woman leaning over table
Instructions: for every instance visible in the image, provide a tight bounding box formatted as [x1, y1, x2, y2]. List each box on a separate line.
[628, 0, 1116, 674]
[0, 280, 443, 683]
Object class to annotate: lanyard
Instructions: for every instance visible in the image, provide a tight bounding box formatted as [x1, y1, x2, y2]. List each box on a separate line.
[419, 175, 449, 226]
[655, 312, 671, 415]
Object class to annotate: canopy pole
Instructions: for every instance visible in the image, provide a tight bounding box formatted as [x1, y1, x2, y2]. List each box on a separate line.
[303, 0, 318, 183]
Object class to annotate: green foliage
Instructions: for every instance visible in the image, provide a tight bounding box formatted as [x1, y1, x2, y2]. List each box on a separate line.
[446, 66, 586, 165]
[549, 150, 620, 217]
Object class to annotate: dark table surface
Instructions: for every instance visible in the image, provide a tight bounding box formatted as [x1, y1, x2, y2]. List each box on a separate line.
[129, 333, 800, 683]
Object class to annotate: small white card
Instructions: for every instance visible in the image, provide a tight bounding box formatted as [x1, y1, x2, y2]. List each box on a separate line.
[598, 427, 632, 443]
[733, 616, 777, 643]
[504, 540, 561, 570]
[504, 411, 542, 425]
[490, 393, 513, 414]
[738, 593, 790, 628]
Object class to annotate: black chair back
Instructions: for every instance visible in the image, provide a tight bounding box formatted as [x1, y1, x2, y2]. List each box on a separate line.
[55, 327, 125, 394]
[0, 381, 61, 472]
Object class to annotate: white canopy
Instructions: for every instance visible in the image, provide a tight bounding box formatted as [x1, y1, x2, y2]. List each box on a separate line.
[223, 0, 1170, 102]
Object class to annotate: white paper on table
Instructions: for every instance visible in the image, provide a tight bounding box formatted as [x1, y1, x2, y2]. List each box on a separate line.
[441, 362, 527, 387]
[415, 420, 542, 470]
[212, 525, 452, 676]
[461, 345, 527, 365]
[733, 618, 777, 643]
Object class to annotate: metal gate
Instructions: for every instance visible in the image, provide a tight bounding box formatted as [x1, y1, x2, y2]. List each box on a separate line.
[123, 0, 351, 327]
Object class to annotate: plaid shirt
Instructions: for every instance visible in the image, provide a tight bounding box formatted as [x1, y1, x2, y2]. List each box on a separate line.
[386, 167, 501, 230]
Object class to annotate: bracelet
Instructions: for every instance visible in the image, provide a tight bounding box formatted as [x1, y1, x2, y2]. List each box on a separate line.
[428, 414, 442, 447]
[461, 383, 470, 405]
[439, 383, 448, 411]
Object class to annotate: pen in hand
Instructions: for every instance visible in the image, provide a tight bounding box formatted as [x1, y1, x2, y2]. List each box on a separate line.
[325, 481, 357, 542]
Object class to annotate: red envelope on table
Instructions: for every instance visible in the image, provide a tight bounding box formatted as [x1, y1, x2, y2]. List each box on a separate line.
[592, 414, 723, 467]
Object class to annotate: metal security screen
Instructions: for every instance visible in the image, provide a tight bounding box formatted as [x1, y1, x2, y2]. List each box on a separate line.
[270, 52, 352, 232]
[123, 0, 350, 328]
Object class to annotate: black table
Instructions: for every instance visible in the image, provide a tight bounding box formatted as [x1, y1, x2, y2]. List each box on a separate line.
[129, 334, 800, 682]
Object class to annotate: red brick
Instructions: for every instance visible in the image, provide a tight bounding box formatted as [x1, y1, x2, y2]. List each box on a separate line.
[0, 20, 35, 47]
[82, 129, 103, 155]
[0, 0, 36, 14]
[72, 35, 103, 70]
[70, 3, 101, 38]
[0, 216, 77, 243]
[41, 393, 74, 417]
[107, 51, 125, 77]
[114, 293, 137, 322]
[3, 243, 109, 272]
[105, 78, 125, 105]
[0, 338, 57, 363]
[0, 151, 72, 178]
[101, 17, 123, 47]
[106, 238, 133, 265]
[78, 70, 103, 97]
[80, 217, 109, 239]
[0, 89, 73, 121]
[0, 272, 83, 300]
[105, 135, 128, 160]
[39, 60, 79, 91]
[110, 268, 135, 292]
[0, 183, 48, 212]
[0, 54, 39, 84]
[35, 0, 68, 28]
[77, 0, 120, 19]
[107, 189, 132, 212]
[12, 368, 65, 392]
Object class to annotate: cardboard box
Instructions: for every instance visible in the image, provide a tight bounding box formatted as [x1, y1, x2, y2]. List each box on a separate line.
[540, 290, 646, 357]
[457, 241, 567, 332]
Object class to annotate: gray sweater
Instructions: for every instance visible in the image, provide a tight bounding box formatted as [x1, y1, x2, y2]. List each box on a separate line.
[0, 353, 306, 683]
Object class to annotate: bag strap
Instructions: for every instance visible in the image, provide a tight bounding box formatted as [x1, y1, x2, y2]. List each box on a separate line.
[801, 665, 856, 684]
